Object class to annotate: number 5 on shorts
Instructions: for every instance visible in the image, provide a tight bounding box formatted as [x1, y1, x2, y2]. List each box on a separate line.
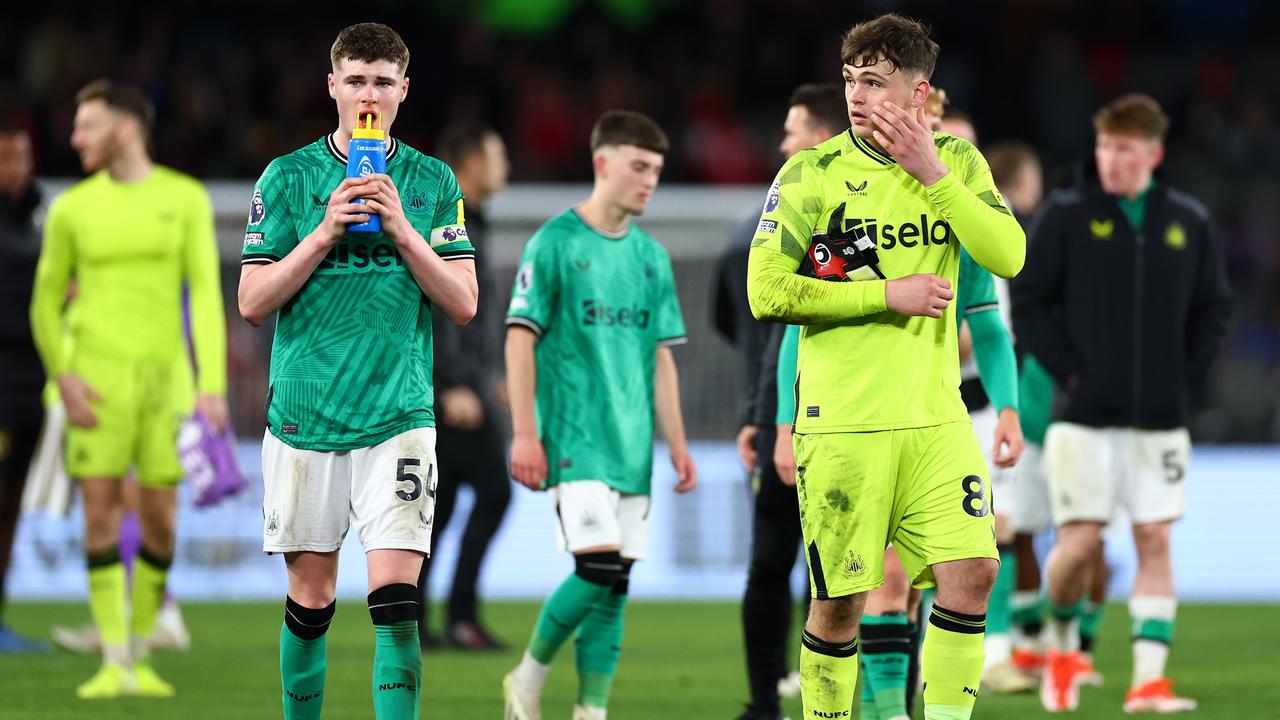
[395, 458, 433, 502]
[961, 474, 991, 518]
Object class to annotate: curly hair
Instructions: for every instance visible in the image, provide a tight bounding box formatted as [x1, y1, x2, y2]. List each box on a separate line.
[841, 14, 939, 79]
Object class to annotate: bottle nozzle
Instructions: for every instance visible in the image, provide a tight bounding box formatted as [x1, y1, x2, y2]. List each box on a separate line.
[352, 111, 385, 139]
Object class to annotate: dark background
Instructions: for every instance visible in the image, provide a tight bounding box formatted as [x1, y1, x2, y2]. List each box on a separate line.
[4, 0, 1277, 441]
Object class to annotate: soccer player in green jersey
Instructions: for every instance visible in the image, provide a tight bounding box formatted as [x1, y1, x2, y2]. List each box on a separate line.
[929, 109, 1035, 695]
[29, 80, 229, 699]
[746, 15, 1025, 720]
[236, 23, 477, 720]
[502, 111, 697, 720]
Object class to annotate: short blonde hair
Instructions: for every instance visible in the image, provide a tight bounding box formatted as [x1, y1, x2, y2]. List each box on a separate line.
[924, 87, 949, 119]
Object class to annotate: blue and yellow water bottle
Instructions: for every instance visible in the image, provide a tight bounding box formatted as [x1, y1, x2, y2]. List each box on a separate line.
[346, 112, 386, 233]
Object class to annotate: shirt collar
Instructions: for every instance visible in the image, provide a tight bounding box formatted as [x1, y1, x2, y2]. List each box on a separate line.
[325, 132, 400, 167]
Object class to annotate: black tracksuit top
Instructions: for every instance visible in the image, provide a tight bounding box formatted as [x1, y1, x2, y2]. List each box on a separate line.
[1012, 166, 1232, 430]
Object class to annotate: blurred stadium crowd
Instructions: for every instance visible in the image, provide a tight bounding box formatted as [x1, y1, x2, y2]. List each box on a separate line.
[1, 0, 1277, 440]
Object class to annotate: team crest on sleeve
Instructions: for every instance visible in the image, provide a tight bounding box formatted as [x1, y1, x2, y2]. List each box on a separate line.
[763, 180, 781, 213]
[516, 261, 534, 294]
[248, 188, 265, 225]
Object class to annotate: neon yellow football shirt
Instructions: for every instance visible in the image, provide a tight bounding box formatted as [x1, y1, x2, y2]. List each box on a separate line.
[747, 130, 1024, 433]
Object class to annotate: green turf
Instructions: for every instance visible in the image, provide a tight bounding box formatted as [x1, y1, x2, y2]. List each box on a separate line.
[0, 601, 1274, 718]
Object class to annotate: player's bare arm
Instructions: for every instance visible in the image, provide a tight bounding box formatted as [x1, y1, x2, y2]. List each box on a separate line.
[505, 325, 546, 490]
[654, 346, 697, 494]
[991, 406, 1024, 468]
[735, 425, 758, 471]
[362, 172, 478, 326]
[237, 176, 383, 326]
[58, 373, 101, 429]
[773, 423, 796, 486]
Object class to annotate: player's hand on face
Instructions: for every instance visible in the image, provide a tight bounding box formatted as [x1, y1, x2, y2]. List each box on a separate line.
[509, 433, 547, 490]
[773, 424, 797, 487]
[870, 102, 949, 187]
[58, 373, 100, 429]
[360, 173, 411, 243]
[671, 448, 697, 494]
[442, 386, 484, 431]
[195, 394, 230, 434]
[735, 425, 758, 471]
[992, 407, 1025, 468]
[320, 176, 378, 244]
[885, 274, 953, 318]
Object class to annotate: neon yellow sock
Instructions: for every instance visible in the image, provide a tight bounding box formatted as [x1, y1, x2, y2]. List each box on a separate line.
[87, 548, 129, 664]
[800, 629, 859, 717]
[922, 605, 986, 720]
[130, 548, 172, 653]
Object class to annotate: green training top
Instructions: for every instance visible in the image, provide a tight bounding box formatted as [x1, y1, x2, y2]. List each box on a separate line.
[747, 130, 1025, 433]
[242, 135, 474, 451]
[957, 247, 1018, 413]
[31, 166, 226, 395]
[1018, 355, 1055, 445]
[506, 208, 686, 495]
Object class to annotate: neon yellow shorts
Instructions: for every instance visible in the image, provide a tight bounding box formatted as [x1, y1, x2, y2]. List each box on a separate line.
[64, 354, 191, 487]
[794, 420, 997, 598]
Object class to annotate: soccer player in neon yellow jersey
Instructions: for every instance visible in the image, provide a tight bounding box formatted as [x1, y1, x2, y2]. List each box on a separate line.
[238, 23, 477, 720]
[29, 80, 228, 699]
[746, 14, 1025, 720]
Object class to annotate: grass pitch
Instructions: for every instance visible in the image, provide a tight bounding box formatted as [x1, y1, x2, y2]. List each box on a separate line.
[0, 601, 1273, 718]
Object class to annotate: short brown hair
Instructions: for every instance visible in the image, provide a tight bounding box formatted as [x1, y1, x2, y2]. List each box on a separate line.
[789, 84, 847, 135]
[590, 110, 669, 155]
[1093, 93, 1169, 141]
[435, 123, 496, 167]
[331, 23, 410, 73]
[986, 141, 1040, 189]
[75, 79, 154, 134]
[841, 14, 939, 79]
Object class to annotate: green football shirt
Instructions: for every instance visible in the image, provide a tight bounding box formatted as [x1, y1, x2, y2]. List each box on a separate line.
[957, 246, 999, 330]
[506, 208, 686, 495]
[1019, 355, 1055, 445]
[747, 130, 1025, 433]
[957, 246, 1019, 413]
[242, 135, 474, 451]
